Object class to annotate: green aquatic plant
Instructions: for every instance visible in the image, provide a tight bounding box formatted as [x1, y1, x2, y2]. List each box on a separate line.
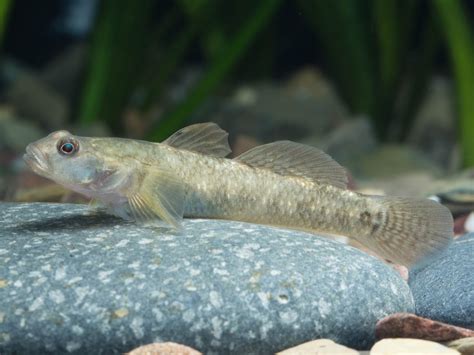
[149, 0, 283, 142]
[78, 0, 154, 130]
[0, 0, 12, 49]
[297, 0, 375, 119]
[434, 0, 474, 167]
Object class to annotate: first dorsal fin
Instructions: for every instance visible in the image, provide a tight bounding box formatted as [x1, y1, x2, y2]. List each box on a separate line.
[163, 122, 231, 157]
[234, 141, 348, 189]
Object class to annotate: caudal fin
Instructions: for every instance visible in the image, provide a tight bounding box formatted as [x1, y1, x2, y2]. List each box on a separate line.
[360, 197, 453, 267]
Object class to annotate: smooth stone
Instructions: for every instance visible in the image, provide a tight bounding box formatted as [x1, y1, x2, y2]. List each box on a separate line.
[128, 342, 202, 355]
[408, 76, 459, 171]
[276, 338, 359, 354]
[0, 203, 414, 354]
[355, 144, 442, 179]
[370, 338, 460, 354]
[409, 233, 474, 329]
[375, 313, 474, 342]
[466, 213, 474, 233]
[445, 337, 474, 355]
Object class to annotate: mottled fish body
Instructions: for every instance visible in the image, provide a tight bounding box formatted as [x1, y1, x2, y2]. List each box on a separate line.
[24, 123, 453, 266]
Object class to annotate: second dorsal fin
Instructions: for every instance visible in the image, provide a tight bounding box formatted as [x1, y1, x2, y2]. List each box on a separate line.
[163, 122, 231, 157]
[234, 141, 348, 189]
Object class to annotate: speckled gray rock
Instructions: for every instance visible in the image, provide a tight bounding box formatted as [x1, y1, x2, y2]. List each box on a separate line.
[0, 203, 414, 354]
[410, 233, 474, 329]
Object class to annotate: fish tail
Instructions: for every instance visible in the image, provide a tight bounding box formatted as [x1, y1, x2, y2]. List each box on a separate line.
[355, 196, 453, 267]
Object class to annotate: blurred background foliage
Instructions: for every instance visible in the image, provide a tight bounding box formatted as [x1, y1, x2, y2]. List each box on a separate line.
[0, 0, 472, 165]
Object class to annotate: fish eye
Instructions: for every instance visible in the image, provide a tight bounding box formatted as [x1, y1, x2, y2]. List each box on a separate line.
[57, 138, 79, 156]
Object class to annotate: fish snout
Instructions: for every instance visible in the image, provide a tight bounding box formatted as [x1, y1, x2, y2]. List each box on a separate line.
[24, 143, 49, 173]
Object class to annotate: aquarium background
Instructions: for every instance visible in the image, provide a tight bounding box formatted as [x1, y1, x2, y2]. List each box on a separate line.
[0, 0, 473, 205]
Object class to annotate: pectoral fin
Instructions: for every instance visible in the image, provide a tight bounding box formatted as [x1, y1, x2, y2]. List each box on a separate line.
[126, 168, 185, 228]
[163, 122, 231, 157]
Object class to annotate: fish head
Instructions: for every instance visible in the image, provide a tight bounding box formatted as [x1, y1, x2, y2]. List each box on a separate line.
[24, 130, 130, 197]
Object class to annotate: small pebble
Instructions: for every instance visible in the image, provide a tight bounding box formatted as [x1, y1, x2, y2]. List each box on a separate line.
[445, 337, 474, 355]
[371, 338, 460, 354]
[276, 338, 359, 354]
[465, 212, 474, 233]
[127, 342, 202, 355]
[376, 313, 474, 342]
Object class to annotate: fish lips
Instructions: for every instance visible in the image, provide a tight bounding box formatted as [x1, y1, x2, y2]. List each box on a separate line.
[23, 144, 49, 175]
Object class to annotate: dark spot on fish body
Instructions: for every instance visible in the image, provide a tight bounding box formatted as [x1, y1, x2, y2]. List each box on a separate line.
[371, 221, 381, 235]
[359, 211, 372, 226]
[370, 211, 385, 235]
[320, 206, 326, 216]
[335, 209, 350, 228]
[360, 210, 384, 235]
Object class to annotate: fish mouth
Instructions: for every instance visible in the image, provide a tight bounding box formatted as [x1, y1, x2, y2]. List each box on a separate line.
[23, 145, 49, 176]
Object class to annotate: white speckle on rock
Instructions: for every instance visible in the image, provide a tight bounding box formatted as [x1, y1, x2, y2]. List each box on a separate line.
[213, 268, 230, 276]
[28, 271, 42, 278]
[211, 339, 221, 347]
[54, 267, 67, 281]
[49, 290, 65, 304]
[152, 308, 164, 322]
[128, 261, 140, 269]
[235, 247, 254, 259]
[257, 292, 270, 309]
[41, 264, 52, 272]
[270, 270, 282, 276]
[115, 240, 129, 248]
[185, 281, 197, 291]
[68, 276, 83, 285]
[211, 316, 223, 339]
[209, 291, 223, 308]
[29, 297, 44, 312]
[138, 238, 153, 244]
[244, 243, 261, 250]
[13, 280, 22, 288]
[390, 282, 399, 295]
[190, 268, 201, 276]
[98, 270, 114, 281]
[14, 308, 24, 316]
[74, 286, 91, 305]
[0, 249, 8, 255]
[182, 309, 195, 323]
[0, 332, 11, 344]
[318, 299, 331, 318]
[130, 317, 144, 339]
[66, 341, 81, 352]
[32, 276, 48, 287]
[72, 325, 84, 335]
[279, 309, 298, 324]
[0, 312, 5, 323]
[260, 321, 273, 339]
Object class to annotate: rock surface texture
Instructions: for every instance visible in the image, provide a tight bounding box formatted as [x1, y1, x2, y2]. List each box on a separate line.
[0, 203, 414, 354]
[409, 233, 474, 330]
